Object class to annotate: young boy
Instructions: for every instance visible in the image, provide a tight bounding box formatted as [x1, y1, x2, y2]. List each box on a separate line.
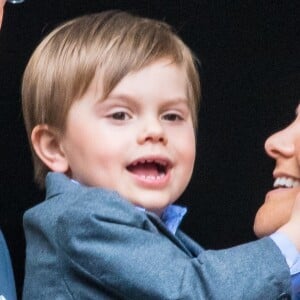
[22, 10, 298, 299]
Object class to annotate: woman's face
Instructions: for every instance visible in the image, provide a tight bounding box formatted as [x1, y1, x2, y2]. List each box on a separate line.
[254, 104, 300, 237]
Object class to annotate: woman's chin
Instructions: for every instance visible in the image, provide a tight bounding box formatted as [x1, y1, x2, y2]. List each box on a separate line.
[253, 195, 294, 237]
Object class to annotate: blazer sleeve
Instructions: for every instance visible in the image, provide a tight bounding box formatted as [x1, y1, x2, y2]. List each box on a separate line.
[0, 230, 17, 300]
[55, 189, 291, 300]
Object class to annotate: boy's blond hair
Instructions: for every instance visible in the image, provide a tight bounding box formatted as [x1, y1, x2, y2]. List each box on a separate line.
[22, 10, 201, 188]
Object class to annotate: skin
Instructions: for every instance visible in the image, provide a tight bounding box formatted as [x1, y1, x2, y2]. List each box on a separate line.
[0, 0, 5, 28]
[254, 104, 300, 237]
[32, 58, 196, 216]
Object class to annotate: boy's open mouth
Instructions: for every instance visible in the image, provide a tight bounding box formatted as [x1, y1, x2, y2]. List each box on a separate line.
[126, 159, 170, 179]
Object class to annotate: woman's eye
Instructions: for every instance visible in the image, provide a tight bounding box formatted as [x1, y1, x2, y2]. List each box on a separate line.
[163, 113, 183, 121]
[110, 112, 130, 120]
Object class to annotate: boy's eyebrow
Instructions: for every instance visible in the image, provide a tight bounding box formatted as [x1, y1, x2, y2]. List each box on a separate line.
[104, 93, 136, 103]
[105, 93, 189, 105]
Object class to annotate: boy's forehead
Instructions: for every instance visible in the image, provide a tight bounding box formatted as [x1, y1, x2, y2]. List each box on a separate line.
[94, 59, 189, 94]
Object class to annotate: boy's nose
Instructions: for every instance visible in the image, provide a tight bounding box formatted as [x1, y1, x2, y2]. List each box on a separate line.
[264, 126, 295, 159]
[137, 118, 167, 145]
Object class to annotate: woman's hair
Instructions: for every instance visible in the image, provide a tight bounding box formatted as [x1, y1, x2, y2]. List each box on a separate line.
[22, 10, 201, 188]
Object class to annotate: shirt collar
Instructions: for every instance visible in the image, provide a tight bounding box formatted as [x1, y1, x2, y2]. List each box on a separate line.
[136, 204, 187, 234]
[160, 205, 187, 234]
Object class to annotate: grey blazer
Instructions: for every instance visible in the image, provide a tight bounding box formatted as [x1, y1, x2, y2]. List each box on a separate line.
[23, 172, 291, 299]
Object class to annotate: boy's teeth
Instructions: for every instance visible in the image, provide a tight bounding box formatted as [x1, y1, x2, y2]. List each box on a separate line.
[273, 177, 300, 188]
[141, 174, 165, 181]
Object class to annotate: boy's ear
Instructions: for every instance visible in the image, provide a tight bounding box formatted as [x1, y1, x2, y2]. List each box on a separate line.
[31, 124, 69, 173]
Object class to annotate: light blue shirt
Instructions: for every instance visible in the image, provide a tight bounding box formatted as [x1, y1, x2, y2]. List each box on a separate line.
[137, 205, 187, 235]
[271, 232, 300, 275]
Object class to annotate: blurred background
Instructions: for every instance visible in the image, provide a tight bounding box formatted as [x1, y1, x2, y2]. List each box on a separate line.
[0, 0, 299, 296]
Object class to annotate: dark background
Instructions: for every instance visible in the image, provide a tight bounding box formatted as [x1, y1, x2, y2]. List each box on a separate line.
[0, 0, 299, 297]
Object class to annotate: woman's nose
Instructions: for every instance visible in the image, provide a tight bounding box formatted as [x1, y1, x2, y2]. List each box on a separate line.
[264, 126, 295, 159]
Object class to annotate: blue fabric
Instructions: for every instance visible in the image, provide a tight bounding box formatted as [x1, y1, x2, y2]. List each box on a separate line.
[135, 205, 186, 234]
[271, 232, 300, 274]
[71, 178, 187, 235]
[161, 204, 187, 234]
[0, 230, 16, 300]
[271, 232, 300, 299]
[22, 172, 292, 299]
[292, 273, 300, 300]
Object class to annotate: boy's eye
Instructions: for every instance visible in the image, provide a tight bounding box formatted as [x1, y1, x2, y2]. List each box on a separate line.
[110, 111, 130, 120]
[162, 113, 183, 121]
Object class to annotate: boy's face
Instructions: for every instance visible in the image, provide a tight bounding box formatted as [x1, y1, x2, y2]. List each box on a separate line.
[254, 104, 300, 237]
[59, 58, 196, 215]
